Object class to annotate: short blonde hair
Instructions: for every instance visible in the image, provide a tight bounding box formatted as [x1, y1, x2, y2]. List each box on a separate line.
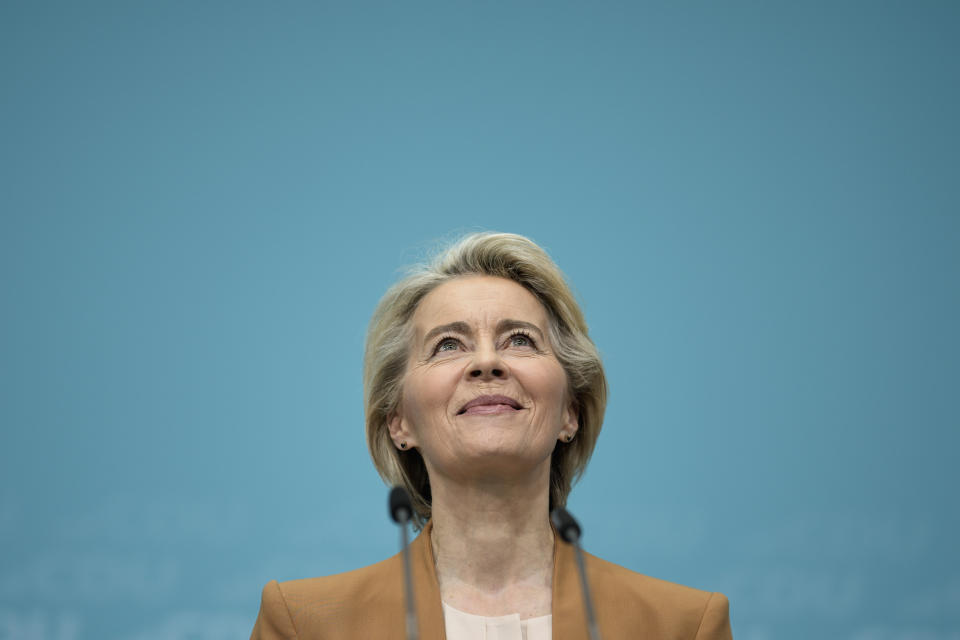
[364, 232, 607, 526]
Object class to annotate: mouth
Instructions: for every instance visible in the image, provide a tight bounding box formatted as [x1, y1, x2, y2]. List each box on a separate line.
[458, 394, 524, 416]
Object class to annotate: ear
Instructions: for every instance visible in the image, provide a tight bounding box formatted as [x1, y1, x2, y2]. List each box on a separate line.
[387, 409, 418, 450]
[558, 402, 579, 442]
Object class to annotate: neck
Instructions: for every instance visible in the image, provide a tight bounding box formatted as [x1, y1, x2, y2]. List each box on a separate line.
[427, 464, 555, 617]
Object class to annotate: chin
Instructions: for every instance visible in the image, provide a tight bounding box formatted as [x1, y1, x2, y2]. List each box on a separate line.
[450, 445, 551, 479]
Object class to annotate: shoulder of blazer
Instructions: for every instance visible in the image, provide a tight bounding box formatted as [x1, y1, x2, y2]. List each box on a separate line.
[266, 552, 408, 639]
[553, 537, 730, 640]
[581, 549, 731, 640]
[257, 526, 447, 640]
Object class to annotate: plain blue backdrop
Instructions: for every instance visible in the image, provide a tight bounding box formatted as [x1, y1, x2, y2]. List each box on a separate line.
[2, 2, 958, 639]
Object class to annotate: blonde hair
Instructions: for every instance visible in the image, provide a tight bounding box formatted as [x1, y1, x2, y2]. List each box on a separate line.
[364, 232, 607, 526]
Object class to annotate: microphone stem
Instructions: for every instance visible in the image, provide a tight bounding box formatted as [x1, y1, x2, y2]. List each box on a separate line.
[573, 541, 602, 640]
[400, 522, 419, 640]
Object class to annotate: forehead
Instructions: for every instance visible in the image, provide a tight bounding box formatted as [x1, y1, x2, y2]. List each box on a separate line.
[412, 276, 548, 333]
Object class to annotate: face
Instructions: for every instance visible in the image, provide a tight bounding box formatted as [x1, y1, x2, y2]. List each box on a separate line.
[388, 275, 578, 484]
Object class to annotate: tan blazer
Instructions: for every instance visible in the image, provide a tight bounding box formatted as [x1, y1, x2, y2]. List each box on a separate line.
[251, 521, 732, 639]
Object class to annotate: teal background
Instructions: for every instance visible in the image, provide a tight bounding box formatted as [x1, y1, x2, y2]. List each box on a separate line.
[2, 2, 959, 639]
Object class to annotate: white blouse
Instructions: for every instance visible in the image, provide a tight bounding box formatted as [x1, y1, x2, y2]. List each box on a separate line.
[442, 601, 552, 640]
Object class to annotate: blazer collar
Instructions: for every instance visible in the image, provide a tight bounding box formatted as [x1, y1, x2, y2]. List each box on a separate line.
[409, 520, 587, 640]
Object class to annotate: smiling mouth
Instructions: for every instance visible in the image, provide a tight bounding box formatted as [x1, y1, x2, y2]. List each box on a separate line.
[461, 404, 521, 416]
[458, 395, 524, 415]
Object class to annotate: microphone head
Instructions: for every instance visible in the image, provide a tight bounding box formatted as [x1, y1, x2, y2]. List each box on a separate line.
[550, 507, 582, 544]
[389, 486, 414, 524]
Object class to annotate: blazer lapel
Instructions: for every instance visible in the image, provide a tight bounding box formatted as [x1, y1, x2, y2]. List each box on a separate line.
[410, 521, 446, 640]
[552, 535, 588, 640]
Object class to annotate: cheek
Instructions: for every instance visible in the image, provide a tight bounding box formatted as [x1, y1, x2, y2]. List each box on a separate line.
[545, 360, 569, 395]
[403, 368, 455, 425]
[402, 381, 428, 426]
[549, 379, 571, 415]
[525, 361, 570, 411]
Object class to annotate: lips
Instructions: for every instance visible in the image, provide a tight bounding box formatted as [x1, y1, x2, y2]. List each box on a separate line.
[458, 394, 524, 415]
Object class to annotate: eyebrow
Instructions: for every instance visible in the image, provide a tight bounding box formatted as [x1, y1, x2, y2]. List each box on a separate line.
[422, 319, 545, 345]
[423, 321, 472, 345]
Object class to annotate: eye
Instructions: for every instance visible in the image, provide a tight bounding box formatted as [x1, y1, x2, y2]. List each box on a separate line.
[507, 331, 536, 348]
[433, 336, 462, 354]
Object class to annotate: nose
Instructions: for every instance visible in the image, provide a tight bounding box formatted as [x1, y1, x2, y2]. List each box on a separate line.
[467, 340, 508, 380]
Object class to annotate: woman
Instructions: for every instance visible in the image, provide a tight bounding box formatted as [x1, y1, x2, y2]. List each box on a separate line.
[251, 232, 732, 639]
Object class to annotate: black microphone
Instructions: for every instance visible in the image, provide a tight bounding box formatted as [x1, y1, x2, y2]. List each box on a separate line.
[551, 506, 603, 640]
[389, 486, 419, 640]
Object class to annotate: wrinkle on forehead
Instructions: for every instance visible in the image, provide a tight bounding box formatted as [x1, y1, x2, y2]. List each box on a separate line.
[411, 276, 551, 345]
